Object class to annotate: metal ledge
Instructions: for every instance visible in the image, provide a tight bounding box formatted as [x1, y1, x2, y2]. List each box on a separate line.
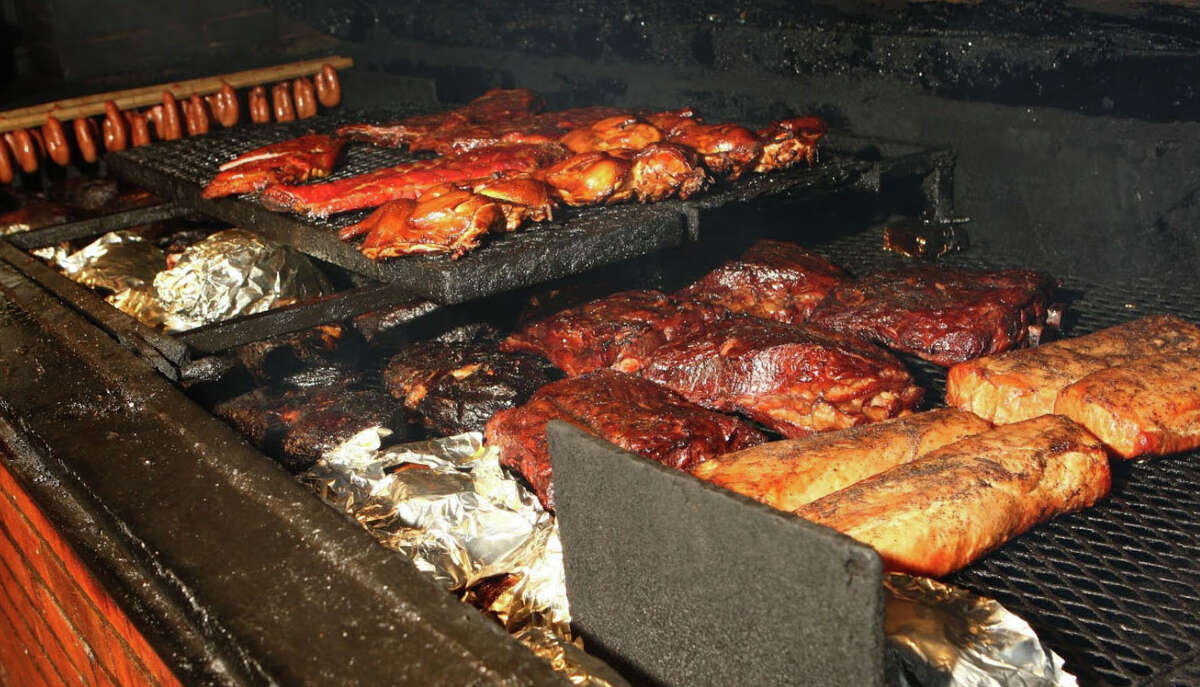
[0, 259, 565, 686]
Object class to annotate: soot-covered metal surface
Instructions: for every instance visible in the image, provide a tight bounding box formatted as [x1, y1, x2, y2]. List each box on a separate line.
[550, 422, 885, 687]
[106, 110, 951, 304]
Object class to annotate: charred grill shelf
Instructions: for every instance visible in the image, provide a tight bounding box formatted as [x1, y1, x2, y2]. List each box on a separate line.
[557, 225, 1200, 687]
[105, 110, 953, 305]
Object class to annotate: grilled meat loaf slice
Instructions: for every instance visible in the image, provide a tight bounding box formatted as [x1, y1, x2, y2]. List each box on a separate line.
[691, 408, 989, 511]
[484, 370, 765, 510]
[638, 317, 923, 437]
[809, 267, 1056, 366]
[1054, 350, 1200, 458]
[500, 289, 727, 375]
[384, 341, 562, 436]
[677, 240, 846, 324]
[795, 414, 1111, 577]
[947, 315, 1200, 424]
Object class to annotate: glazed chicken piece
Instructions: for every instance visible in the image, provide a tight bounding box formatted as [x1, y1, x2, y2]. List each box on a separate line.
[627, 142, 707, 201]
[677, 240, 846, 323]
[384, 340, 562, 436]
[639, 107, 700, 136]
[638, 316, 924, 438]
[201, 134, 344, 198]
[809, 267, 1057, 366]
[667, 121, 762, 180]
[795, 415, 1112, 577]
[260, 142, 568, 217]
[537, 151, 633, 206]
[559, 115, 664, 155]
[754, 116, 827, 173]
[336, 88, 546, 148]
[692, 408, 990, 511]
[946, 315, 1200, 424]
[469, 175, 555, 229]
[346, 190, 505, 260]
[485, 370, 766, 510]
[1055, 350, 1200, 458]
[214, 384, 406, 472]
[501, 289, 729, 375]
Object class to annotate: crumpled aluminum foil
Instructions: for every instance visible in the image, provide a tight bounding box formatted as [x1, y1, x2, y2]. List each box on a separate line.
[305, 430, 1069, 687]
[885, 573, 1077, 687]
[514, 627, 630, 687]
[154, 228, 330, 332]
[304, 429, 570, 634]
[58, 230, 165, 293]
[106, 284, 165, 329]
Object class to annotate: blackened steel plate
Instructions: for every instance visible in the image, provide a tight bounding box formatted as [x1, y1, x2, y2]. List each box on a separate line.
[104, 110, 947, 304]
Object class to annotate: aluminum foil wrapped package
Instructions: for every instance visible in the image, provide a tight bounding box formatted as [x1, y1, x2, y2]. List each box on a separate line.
[58, 230, 165, 293]
[304, 429, 571, 635]
[885, 573, 1077, 687]
[106, 285, 165, 329]
[154, 228, 330, 332]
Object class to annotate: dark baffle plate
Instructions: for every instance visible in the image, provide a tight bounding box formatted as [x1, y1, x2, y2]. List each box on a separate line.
[549, 422, 885, 687]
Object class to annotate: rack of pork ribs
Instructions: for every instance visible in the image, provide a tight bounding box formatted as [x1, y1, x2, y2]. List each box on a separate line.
[201, 88, 828, 260]
[211, 241, 1058, 525]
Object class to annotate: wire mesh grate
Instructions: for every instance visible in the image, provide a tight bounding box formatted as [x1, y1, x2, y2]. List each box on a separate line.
[809, 225, 1200, 686]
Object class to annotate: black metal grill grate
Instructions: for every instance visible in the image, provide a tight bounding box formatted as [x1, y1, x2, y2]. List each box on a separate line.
[808, 225, 1200, 686]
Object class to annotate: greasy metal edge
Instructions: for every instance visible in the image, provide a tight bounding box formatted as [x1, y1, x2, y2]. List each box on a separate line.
[548, 422, 885, 687]
[8, 201, 193, 250]
[0, 239, 188, 376]
[0, 258, 568, 686]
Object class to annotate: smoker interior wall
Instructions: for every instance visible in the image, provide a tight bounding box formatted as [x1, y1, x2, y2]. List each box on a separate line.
[5, 0, 1199, 281]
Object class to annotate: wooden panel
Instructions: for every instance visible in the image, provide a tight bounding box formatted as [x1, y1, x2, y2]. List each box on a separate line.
[0, 457, 184, 687]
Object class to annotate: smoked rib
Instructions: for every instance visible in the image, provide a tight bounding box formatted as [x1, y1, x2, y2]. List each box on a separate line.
[485, 370, 765, 510]
[795, 415, 1112, 577]
[691, 408, 990, 511]
[638, 316, 923, 437]
[1054, 351, 1200, 458]
[947, 315, 1200, 424]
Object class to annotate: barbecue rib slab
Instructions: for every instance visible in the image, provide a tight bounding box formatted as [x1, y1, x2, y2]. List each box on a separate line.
[795, 414, 1111, 577]
[500, 289, 729, 376]
[384, 341, 563, 436]
[691, 408, 990, 511]
[808, 267, 1056, 366]
[201, 134, 344, 199]
[214, 385, 405, 472]
[335, 88, 547, 148]
[484, 370, 766, 510]
[258, 143, 569, 217]
[677, 240, 846, 324]
[638, 316, 923, 437]
[1054, 351, 1200, 458]
[947, 314, 1200, 424]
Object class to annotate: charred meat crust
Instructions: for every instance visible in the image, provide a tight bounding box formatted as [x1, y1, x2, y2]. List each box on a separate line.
[383, 341, 563, 436]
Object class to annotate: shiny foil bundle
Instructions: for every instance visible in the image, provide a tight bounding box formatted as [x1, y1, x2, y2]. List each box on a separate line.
[885, 573, 1077, 687]
[154, 228, 330, 332]
[58, 230, 166, 293]
[303, 429, 571, 636]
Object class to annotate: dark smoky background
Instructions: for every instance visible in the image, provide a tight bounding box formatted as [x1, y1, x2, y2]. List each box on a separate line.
[5, 0, 1200, 284]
